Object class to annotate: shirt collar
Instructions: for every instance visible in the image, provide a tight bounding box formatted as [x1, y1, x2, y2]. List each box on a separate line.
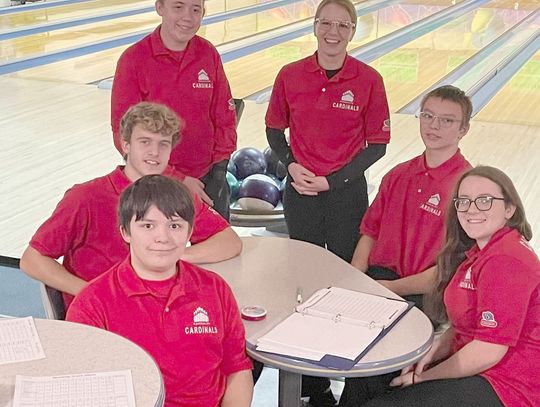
[464, 226, 514, 259]
[304, 52, 358, 80]
[108, 166, 132, 196]
[150, 26, 198, 65]
[117, 256, 200, 301]
[413, 149, 468, 180]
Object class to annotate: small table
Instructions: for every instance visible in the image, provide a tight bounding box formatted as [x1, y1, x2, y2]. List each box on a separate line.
[0, 319, 165, 407]
[204, 237, 434, 407]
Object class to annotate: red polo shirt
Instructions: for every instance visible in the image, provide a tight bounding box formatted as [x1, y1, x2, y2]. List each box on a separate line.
[444, 227, 540, 407]
[361, 151, 471, 277]
[67, 258, 252, 407]
[265, 53, 390, 176]
[29, 166, 229, 308]
[111, 27, 237, 178]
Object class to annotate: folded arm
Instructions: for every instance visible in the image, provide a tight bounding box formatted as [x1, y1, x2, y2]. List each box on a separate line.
[182, 227, 242, 264]
[20, 246, 87, 296]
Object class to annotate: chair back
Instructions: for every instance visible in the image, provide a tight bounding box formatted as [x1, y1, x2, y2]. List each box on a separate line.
[39, 283, 66, 320]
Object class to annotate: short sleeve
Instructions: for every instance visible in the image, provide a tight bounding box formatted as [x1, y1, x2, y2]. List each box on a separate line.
[219, 282, 252, 375]
[30, 187, 89, 260]
[190, 194, 229, 244]
[265, 68, 290, 130]
[66, 287, 107, 329]
[474, 256, 536, 346]
[359, 172, 391, 238]
[364, 72, 390, 144]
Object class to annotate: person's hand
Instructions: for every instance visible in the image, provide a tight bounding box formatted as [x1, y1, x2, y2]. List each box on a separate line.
[414, 337, 441, 375]
[288, 163, 329, 195]
[390, 370, 417, 387]
[376, 279, 395, 291]
[183, 176, 213, 206]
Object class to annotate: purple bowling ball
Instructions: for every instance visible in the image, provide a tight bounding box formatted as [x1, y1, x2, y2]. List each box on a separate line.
[237, 174, 281, 211]
[263, 147, 287, 181]
[231, 147, 267, 179]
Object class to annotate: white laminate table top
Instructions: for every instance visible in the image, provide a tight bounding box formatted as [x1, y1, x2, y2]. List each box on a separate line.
[0, 319, 164, 407]
[204, 236, 434, 377]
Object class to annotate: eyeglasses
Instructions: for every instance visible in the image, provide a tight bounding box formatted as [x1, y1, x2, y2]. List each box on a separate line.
[417, 111, 461, 128]
[453, 196, 506, 212]
[315, 18, 356, 33]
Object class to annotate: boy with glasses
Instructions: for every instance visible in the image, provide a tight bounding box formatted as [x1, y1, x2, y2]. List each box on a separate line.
[111, 0, 236, 219]
[340, 85, 473, 406]
[350, 85, 473, 309]
[67, 175, 253, 406]
[21, 102, 241, 312]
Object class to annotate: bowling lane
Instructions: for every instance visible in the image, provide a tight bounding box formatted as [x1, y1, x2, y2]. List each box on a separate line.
[224, 0, 455, 98]
[0, 0, 153, 30]
[475, 48, 540, 125]
[4, 0, 322, 83]
[368, 0, 535, 111]
[0, 0, 282, 62]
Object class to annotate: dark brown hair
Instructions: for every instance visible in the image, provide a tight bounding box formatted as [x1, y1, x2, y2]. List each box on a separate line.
[118, 175, 195, 234]
[425, 166, 532, 323]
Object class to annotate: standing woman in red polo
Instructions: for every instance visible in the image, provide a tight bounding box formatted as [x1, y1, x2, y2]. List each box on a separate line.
[363, 166, 540, 407]
[265, 0, 390, 263]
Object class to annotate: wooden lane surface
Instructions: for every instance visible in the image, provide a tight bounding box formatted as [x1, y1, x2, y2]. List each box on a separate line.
[0, 0, 153, 30]
[370, 0, 535, 111]
[225, 0, 451, 98]
[474, 49, 540, 125]
[0, 0, 275, 61]
[2, 79, 539, 258]
[4, 0, 312, 82]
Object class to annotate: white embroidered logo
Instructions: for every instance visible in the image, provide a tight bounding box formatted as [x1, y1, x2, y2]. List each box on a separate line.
[332, 90, 359, 112]
[427, 194, 441, 206]
[193, 306, 209, 323]
[419, 193, 442, 216]
[341, 90, 354, 103]
[459, 267, 476, 290]
[198, 69, 210, 82]
[193, 69, 213, 89]
[184, 306, 218, 335]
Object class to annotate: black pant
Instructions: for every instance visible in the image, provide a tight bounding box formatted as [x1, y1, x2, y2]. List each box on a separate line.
[201, 167, 230, 220]
[339, 267, 427, 406]
[365, 266, 424, 310]
[362, 375, 503, 407]
[283, 176, 368, 263]
[283, 177, 368, 400]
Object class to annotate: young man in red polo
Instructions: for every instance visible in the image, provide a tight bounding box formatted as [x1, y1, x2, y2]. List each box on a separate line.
[67, 174, 253, 407]
[339, 86, 473, 406]
[111, 0, 236, 219]
[20, 102, 241, 311]
[350, 85, 472, 309]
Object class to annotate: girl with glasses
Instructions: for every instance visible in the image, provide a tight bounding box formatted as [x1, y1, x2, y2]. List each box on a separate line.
[362, 166, 540, 407]
[265, 1, 390, 404]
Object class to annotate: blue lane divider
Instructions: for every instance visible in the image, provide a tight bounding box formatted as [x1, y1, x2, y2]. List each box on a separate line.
[0, 0, 302, 75]
[0, 0, 298, 41]
[0, 6, 154, 41]
[0, 0, 94, 15]
[398, 8, 540, 114]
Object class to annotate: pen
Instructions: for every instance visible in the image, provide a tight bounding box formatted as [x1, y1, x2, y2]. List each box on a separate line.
[296, 288, 303, 304]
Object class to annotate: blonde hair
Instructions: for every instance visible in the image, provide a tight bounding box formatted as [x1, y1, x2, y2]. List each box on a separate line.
[120, 102, 182, 147]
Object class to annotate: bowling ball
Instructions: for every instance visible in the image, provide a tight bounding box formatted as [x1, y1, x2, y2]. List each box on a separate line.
[231, 147, 267, 179]
[263, 146, 287, 181]
[227, 160, 237, 177]
[226, 172, 240, 202]
[237, 174, 281, 211]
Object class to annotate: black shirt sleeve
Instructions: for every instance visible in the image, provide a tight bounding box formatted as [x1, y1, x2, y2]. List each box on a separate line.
[266, 127, 294, 167]
[327, 144, 387, 190]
